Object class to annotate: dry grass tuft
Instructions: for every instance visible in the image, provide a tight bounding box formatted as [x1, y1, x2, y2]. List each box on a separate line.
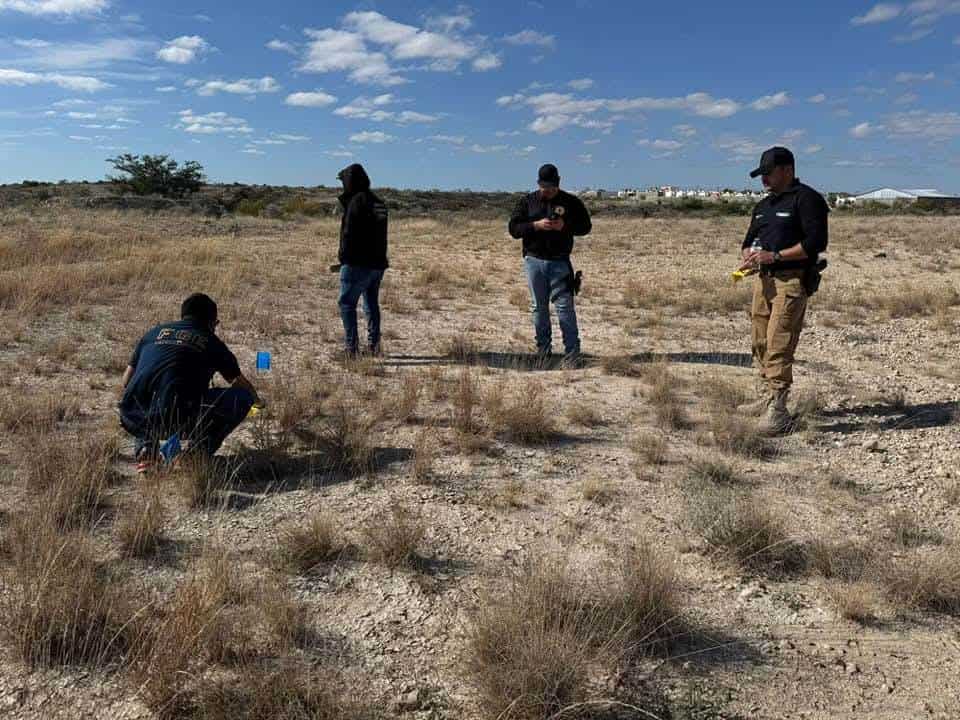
[707, 408, 775, 459]
[393, 371, 422, 423]
[599, 354, 644, 377]
[361, 504, 426, 570]
[276, 513, 351, 574]
[411, 427, 440, 483]
[117, 485, 166, 558]
[0, 389, 81, 433]
[805, 539, 876, 582]
[685, 482, 805, 576]
[686, 455, 741, 486]
[581, 475, 616, 505]
[0, 515, 135, 668]
[882, 549, 960, 614]
[452, 368, 481, 434]
[631, 431, 668, 468]
[564, 402, 604, 427]
[467, 558, 624, 720]
[642, 364, 689, 430]
[884, 509, 943, 548]
[828, 581, 881, 625]
[316, 399, 377, 475]
[445, 333, 478, 363]
[487, 381, 558, 445]
[177, 454, 233, 508]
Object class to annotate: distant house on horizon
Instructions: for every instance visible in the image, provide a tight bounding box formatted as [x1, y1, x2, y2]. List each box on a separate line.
[841, 187, 960, 207]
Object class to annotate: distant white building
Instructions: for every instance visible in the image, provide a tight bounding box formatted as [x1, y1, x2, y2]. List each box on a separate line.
[847, 188, 955, 205]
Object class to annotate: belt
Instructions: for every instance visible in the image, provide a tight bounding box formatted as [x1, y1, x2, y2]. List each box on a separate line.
[760, 266, 806, 278]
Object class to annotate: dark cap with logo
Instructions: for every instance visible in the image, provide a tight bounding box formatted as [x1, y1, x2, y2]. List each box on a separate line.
[538, 163, 560, 187]
[749, 146, 795, 178]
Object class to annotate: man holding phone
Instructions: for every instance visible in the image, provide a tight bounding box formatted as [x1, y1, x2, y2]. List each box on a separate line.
[508, 164, 592, 368]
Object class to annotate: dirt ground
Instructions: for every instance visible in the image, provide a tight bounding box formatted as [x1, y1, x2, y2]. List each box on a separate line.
[0, 209, 958, 719]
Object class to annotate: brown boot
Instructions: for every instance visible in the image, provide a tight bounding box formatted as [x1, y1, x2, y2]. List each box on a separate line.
[757, 390, 792, 436]
[737, 393, 773, 417]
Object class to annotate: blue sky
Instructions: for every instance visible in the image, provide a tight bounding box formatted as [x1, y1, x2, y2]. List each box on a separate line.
[1, 0, 958, 191]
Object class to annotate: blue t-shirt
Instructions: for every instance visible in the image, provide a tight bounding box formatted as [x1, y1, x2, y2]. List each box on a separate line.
[119, 319, 240, 425]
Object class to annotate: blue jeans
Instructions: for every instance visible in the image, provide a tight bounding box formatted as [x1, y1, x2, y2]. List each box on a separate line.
[338, 265, 385, 352]
[121, 387, 254, 457]
[524, 256, 580, 356]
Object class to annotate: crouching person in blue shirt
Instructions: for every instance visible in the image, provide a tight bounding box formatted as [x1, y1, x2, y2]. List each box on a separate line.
[118, 293, 260, 472]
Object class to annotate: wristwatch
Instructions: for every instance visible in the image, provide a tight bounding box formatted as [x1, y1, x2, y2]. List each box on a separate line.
[773, 251, 783, 262]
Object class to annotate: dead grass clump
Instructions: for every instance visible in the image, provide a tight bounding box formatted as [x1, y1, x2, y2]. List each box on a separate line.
[393, 371, 422, 423]
[412, 428, 439, 483]
[882, 549, 960, 614]
[876, 283, 960, 318]
[316, 400, 377, 474]
[828, 581, 880, 625]
[445, 333, 478, 363]
[707, 409, 775, 459]
[488, 381, 558, 445]
[698, 376, 749, 410]
[805, 539, 875, 582]
[564, 402, 604, 427]
[509, 287, 529, 311]
[884, 509, 943, 548]
[643, 365, 689, 430]
[686, 455, 741, 486]
[467, 558, 624, 720]
[117, 487, 166, 558]
[605, 541, 684, 655]
[0, 516, 134, 667]
[177, 454, 234, 508]
[631, 431, 668, 468]
[452, 368, 481, 434]
[276, 513, 350, 574]
[361, 504, 426, 570]
[599, 354, 643, 377]
[0, 389, 81, 432]
[686, 483, 805, 576]
[622, 279, 656, 309]
[581, 475, 616, 505]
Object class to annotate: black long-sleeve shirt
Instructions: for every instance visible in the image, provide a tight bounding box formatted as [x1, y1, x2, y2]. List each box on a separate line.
[508, 189, 592, 260]
[338, 164, 389, 270]
[742, 180, 829, 271]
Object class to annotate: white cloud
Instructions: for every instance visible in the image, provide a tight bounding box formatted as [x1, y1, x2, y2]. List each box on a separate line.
[156, 85, 176, 93]
[334, 93, 395, 117]
[516, 145, 536, 156]
[350, 130, 394, 143]
[529, 115, 573, 134]
[469, 143, 508, 153]
[885, 110, 960, 140]
[808, 93, 827, 103]
[0, 0, 107, 15]
[851, 3, 902, 25]
[68, 134, 92, 141]
[496, 93, 525, 106]
[805, 144, 824, 154]
[673, 124, 697, 137]
[894, 28, 933, 42]
[275, 134, 309, 141]
[285, 90, 337, 107]
[472, 53, 502, 71]
[157, 36, 209, 64]
[895, 92, 918, 104]
[637, 138, 685, 151]
[301, 28, 404, 86]
[849, 121, 878, 138]
[715, 136, 767, 160]
[426, 12, 473, 34]
[344, 11, 475, 62]
[242, 147, 265, 155]
[176, 109, 252, 135]
[751, 91, 790, 111]
[197, 77, 280, 96]
[503, 30, 556, 48]
[780, 128, 807, 142]
[577, 153, 593, 164]
[894, 71, 935, 82]
[568, 78, 593, 91]
[495, 130, 521, 137]
[955, 34, 960, 44]
[430, 134, 466, 145]
[325, 149, 353, 158]
[266, 39, 296, 54]
[7, 38, 151, 70]
[395, 110, 438, 124]
[0, 68, 109, 91]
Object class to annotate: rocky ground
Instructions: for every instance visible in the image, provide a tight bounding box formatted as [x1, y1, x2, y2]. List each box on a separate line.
[0, 210, 957, 719]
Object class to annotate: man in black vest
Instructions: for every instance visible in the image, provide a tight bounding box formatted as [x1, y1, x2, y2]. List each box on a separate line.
[118, 293, 259, 471]
[508, 164, 592, 368]
[738, 147, 829, 434]
[336, 163, 389, 358]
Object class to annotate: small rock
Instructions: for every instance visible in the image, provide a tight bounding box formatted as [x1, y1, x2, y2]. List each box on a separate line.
[845, 662, 860, 675]
[395, 689, 422, 713]
[862, 435, 882, 452]
[882, 683, 894, 694]
[739, 585, 762, 601]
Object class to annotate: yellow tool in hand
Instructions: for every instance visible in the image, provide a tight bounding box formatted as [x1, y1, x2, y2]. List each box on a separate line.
[247, 401, 266, 419]
[731, 267, 757, 283]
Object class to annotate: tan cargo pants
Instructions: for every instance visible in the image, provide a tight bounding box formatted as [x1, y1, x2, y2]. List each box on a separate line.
[751, 269, 808, 392]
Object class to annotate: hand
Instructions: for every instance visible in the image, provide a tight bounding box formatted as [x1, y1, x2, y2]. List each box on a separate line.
[550, 218, 565, 232]
[750, 250, 776, 266]
[533, 218, 555, 231]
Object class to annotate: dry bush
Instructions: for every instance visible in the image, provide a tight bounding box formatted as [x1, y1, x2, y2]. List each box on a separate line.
[606, 541, 684, 655]
[699, 376, 750, 410]
[805, 539, 876, 582]
[882, 549, 960, 614]
[117, 486, 166, 558]
[622, 278, 656, 309]
[875, 283, 960, 318]
[707, 408, 775, 459]
[361, 504, 426, 570]
[445, 333, 478, 363]
[487, 381, 558, 445]
[642, 365, 689, 430]
[393, 371, 422, 423]
[581, 475, 616, 505]
[452, 368, 481, 434]
[685, 482, 805, 576]
[0, 514, 135, 667]
[315, 399, 377, 475]
[631, 431, 668, 468]
[0, 389, 81, 433]
[828, 581, 880, 625]
[265, 372, 329, 438]
[177, 453, 234, 508]
[884, 509, 943, 548]
[21, 431, 116, 529]
[276, 513, 350, 573]
[412, 428, 439, 483]
[686, 455, 741, 486]
[599, 354, 643, 377]
[564, 402, 604, 427]
[509, 287, 529, 311]
[188, 662, 382, 720]
[467, 558, 625, 720]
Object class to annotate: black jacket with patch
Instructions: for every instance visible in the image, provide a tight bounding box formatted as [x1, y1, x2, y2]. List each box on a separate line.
[742, 180, 829, 271]
[338, 164, 389, 270]
[508, 189, 592, 260]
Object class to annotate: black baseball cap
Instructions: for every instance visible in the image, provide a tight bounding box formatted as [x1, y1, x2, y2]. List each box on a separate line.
[749, 146, 795, 178]
[538, 163, 560, 187]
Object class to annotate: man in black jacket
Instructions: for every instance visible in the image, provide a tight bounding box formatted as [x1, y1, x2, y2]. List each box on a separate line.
[118, 293, 259, 471]
[336, 163, 389, 357]
[737, 147, 829, 434]
[508, 164, 592, 367]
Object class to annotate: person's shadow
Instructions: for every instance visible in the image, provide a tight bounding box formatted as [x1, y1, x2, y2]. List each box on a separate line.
[385, 350, 754, 371]
[818, 400, 958, 434]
